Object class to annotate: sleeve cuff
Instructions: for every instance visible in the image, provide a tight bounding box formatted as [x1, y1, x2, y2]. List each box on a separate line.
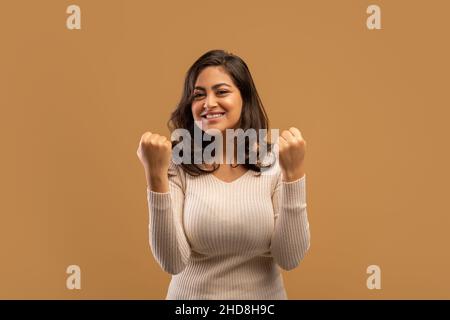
[147, 187, 172, 210]
[281, 175, 306, 209]
[281, 174, 306, 185]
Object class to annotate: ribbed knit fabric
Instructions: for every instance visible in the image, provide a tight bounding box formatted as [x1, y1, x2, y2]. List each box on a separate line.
[146, 159, 310, 300]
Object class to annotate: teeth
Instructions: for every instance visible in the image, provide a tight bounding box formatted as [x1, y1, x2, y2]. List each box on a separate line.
[205, 113, 224, 119]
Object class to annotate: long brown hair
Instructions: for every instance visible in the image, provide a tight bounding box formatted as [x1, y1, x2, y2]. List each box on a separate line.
[167, 49, 275, 176]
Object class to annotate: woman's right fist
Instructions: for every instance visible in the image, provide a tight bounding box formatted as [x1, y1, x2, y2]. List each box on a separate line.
[137, 132, 172, 176]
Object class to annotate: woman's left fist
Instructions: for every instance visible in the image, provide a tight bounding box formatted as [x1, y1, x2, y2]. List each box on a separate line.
[277, 127, 306, 181]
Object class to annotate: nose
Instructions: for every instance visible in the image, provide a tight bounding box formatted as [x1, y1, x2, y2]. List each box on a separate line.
[204, 92, 218, 109]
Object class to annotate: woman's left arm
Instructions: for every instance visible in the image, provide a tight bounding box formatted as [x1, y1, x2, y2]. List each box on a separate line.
[270, 127, 311, 270]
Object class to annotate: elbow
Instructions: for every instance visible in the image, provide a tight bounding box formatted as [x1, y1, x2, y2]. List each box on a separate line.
[153, 254, 187, 275]
[276, 241, 311, 271]
[148, 242, 187, 275]
[278, 261, 299, 271]
[277, 255, 303, 271]
[160, 261, 186, 275]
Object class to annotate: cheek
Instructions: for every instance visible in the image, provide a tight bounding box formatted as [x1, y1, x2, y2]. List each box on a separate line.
[223, 96, 241, 110]
[191, 103, 202, 116]
[226, 99, 242, 117]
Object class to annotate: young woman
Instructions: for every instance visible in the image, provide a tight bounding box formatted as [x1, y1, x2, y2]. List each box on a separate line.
[137, 49, 310, 299]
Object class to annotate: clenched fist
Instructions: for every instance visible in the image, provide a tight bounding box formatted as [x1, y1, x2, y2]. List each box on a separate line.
[137, 132, 172, 179]
[278, 127, 306, 182]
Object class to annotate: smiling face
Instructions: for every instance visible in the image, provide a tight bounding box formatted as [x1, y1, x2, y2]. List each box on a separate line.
[191, 66, 243, 135]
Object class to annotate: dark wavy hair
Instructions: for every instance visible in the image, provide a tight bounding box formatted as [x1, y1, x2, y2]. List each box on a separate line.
[167, 49, 276, 176]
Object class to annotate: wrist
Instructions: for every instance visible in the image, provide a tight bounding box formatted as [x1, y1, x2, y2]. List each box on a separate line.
[148, 175, 169, 193]
[281, 165, 305, 182]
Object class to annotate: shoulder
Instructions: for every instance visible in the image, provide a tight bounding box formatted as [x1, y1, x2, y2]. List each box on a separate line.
[167, 159, 187, 190]
[168, 158, 182, 176]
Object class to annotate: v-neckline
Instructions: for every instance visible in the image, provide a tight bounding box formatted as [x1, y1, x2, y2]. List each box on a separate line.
[210, 169, 251, 185]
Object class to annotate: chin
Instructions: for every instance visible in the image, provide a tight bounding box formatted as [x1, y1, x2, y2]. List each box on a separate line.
[204, 125, 224, 134]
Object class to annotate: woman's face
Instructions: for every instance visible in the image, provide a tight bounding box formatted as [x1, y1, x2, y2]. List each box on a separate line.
[191, 66, 243, 135]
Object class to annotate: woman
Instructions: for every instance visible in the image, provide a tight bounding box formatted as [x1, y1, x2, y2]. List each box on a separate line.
[136, 49, 310, 299]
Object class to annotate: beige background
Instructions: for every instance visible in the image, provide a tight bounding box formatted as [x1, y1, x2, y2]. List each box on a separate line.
[1, 0, 449, 299]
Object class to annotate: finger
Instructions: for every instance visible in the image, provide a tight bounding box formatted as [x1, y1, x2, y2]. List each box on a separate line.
[157, 135, 167, 143]
[149, 133, 160, 144]
[278, 136, 287, 150]
[281, 130, 295, 142]
[288, 127, 302, 139]
[140, 132, 152, 143]
[276, 135, 285, 145]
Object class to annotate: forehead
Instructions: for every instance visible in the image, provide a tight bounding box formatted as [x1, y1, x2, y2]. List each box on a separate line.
[194, 66, 234, 88]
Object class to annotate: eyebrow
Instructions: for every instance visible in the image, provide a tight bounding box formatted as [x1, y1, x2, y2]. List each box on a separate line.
[194, 83, 232, 90]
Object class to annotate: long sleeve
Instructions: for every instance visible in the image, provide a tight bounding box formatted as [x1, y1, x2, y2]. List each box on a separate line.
[270, 172, 310, 271]
[146, 162, 192, 275]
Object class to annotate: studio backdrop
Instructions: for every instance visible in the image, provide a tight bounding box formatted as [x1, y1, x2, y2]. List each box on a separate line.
[1, 0, 449, 299]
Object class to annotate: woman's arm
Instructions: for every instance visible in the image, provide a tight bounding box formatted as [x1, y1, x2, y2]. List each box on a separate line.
[270, 172, 311, 270]
[146, 162, 191, 275]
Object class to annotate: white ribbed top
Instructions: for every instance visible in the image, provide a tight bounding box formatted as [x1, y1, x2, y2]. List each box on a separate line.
[146, 159, 310, 300]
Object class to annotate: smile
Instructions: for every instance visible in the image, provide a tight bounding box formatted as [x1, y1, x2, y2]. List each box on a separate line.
[202, 112, 226, 119]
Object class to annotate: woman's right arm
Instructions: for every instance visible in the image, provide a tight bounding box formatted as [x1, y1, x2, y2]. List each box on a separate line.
[137, 132, 191, 275]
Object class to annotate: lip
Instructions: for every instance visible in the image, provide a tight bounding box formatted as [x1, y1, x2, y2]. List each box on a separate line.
[200, 111, 226, 117]
[201, 111, 226, 120]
